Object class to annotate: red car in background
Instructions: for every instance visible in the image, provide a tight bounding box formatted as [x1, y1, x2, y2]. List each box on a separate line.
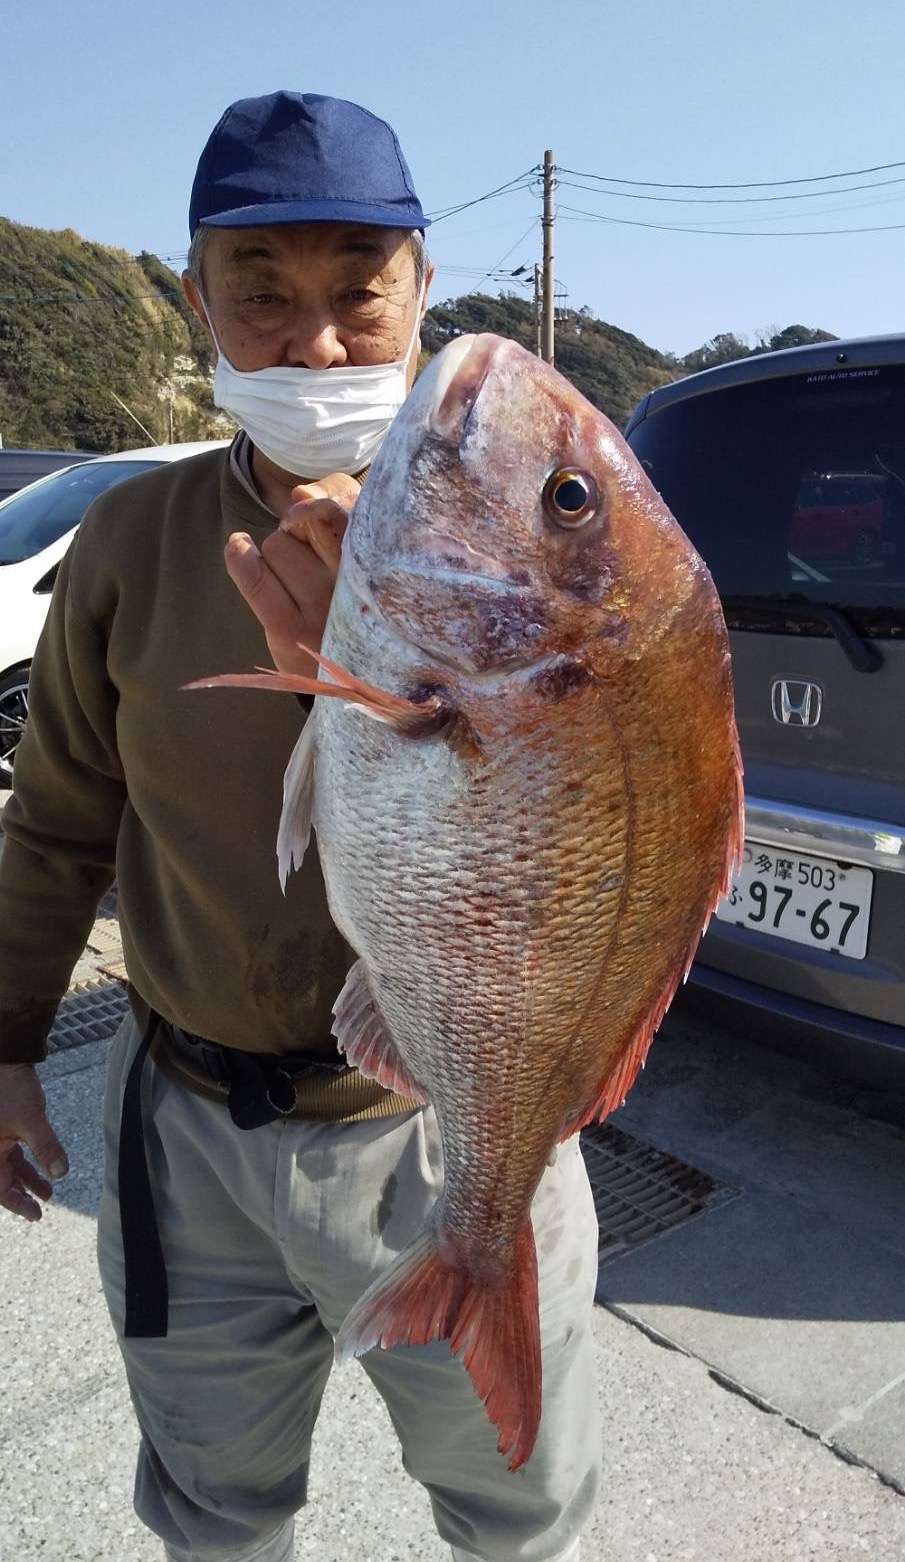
[790, 472, 888, 566]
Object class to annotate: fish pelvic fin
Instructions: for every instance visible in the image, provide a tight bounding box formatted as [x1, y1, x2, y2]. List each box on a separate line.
[277, 716, 318, 891]
[332, 959, 428, 1104]
[335, 1221, 541, 1473]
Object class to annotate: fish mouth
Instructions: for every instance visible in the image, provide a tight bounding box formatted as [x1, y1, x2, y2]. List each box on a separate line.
[427, 334, 504, 445]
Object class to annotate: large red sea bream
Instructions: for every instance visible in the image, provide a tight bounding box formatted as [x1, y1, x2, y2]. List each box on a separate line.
[193, 333, 743, 1470]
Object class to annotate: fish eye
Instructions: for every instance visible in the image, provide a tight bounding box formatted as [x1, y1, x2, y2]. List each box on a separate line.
[543, 469, 598, 528]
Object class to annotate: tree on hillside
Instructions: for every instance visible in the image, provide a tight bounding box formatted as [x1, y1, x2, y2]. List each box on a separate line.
[681, 332, 751, 375]
[755, 324, 838, 353]
[0, 219, 222, 450]
[0, 216, 840, 448]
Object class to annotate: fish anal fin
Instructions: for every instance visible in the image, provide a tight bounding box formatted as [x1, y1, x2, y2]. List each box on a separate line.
[277, 717, 318, 891]
[336, 1221, 541, 1472]
[333, 960, 428, 1104]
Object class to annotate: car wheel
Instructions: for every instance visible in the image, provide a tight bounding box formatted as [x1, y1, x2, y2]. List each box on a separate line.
[853, 529, 879, 565]
[0, 667, 30, 788]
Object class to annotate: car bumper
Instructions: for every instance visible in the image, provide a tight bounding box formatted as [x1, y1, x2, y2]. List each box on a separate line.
[681, 960, 905, 1119]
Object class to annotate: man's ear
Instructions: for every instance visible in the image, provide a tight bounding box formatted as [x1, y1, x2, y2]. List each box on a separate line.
[182, 272, 212, 339]
[422, 260, 436, 318]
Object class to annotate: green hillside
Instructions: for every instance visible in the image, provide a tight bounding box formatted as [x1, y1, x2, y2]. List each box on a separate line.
[0, 218, 220, 451]
[0, 216, 836, 452]
[423, 293, 680, 429]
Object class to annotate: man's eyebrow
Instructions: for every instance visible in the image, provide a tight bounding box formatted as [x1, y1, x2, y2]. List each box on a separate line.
[224, 233, 394, 269]
[227, 243, 277, 265]
[336, 236, 387, 260]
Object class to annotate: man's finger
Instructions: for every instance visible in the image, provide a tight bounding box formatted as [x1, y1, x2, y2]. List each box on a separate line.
[11, 1144, 53, 1202]
[280, 503, 345, 576]
[0, 1153, 43, 1222]
[305, 512, 343, 576]
[290, 474, 360, 512]
[20, 1120, 68, 1182]
[226, 533, 310, 634]
[0, 1181, 43, 1221]
[226, 532, 332, 672]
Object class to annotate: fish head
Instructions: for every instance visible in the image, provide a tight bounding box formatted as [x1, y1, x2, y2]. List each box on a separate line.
[348, 332, 713, 678]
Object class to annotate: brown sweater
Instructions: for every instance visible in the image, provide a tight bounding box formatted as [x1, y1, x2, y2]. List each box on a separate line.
[0, 447, 354, 1065]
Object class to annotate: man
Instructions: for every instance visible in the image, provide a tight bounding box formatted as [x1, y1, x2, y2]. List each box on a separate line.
[0, 93, 600, 1561]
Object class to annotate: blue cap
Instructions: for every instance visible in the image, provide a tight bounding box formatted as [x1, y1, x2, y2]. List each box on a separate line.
[189, 91, 429, 236]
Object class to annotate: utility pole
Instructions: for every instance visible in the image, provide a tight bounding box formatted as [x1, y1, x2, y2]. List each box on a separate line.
[541, 149, 555, 365]
[110, 391, 158, 446]
[533, 264, 542, 358]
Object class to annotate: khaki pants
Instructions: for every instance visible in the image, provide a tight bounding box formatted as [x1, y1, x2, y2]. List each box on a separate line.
[98, 1014, 601, 1561]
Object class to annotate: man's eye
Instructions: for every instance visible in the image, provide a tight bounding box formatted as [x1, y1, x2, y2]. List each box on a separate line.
[344, 289, 381, 307]
[244, 294, 283, 307]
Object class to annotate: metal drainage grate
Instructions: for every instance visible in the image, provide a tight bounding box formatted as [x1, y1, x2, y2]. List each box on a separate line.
[580, 1121, 735, 1264]
[48, 976, 130, 1053]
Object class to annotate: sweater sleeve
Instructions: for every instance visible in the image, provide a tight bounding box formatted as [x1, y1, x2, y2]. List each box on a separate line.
[0, 526, 126, 1065]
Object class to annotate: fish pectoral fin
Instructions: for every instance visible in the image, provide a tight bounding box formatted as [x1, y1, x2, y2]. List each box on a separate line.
[335, 1220, 542, 1473]
[332, 960, 429, 1103]
[185, 659, 445, 736]
[277, 717, 318, 891]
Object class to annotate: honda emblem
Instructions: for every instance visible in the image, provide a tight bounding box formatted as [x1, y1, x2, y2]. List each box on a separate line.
[771, 679, 823, 727]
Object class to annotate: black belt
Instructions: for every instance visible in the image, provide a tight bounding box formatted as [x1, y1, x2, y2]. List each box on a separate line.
[118, 1011, 349, 1339]
[164, 1020, 350, 1126]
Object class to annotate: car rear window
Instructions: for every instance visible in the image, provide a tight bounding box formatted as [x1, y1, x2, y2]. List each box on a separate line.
[0, 460, 162, 564]
[627, 363, 905, 637]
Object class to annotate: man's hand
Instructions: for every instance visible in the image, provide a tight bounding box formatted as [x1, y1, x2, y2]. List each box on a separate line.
[226, 474, 359, 675]
[0, 1064, 68, 1222]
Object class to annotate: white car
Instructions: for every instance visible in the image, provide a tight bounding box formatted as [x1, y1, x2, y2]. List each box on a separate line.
[0, 441, 228, 786]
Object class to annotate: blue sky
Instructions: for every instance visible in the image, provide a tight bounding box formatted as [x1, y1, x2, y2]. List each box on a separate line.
[5, 0, 905, 355]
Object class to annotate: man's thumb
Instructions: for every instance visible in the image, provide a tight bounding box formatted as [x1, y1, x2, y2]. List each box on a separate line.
[23, 1117, 68, 1181]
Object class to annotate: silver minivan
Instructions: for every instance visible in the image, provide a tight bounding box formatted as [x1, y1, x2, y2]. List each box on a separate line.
[625, 335, 905, 1105]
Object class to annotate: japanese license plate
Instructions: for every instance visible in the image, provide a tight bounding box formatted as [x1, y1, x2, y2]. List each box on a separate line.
[714, 842, 873, 960]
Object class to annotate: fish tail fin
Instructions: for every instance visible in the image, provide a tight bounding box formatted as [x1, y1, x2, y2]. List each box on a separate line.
[336, 1221, 541, 1472]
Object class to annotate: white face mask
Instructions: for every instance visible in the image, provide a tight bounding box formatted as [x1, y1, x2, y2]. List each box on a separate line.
[201, 286, 424, 481]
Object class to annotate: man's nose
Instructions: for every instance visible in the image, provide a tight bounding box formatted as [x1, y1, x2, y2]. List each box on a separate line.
[283, 318, 347, 370]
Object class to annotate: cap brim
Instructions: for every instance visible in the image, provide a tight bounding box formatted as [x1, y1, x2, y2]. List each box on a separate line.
[199, 198, 430, 231]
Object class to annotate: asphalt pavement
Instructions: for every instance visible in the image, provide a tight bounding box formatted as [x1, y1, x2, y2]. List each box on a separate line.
[1, 839, 905, 1558]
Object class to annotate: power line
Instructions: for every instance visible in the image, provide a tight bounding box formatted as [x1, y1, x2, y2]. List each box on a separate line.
[559, 203, 905, 237]
[556, 172, 905, 206]
[578, 189, 905, 228]
[469, 220, 539, 293]
[427, 168, 539, 223]
[558, 157, 905, 191]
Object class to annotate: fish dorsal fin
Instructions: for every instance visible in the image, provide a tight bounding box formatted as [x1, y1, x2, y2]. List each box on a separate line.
[332, 959, 429, 1104]
[558, 934, 697, 1140]
[560, 726, 745, 1140]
